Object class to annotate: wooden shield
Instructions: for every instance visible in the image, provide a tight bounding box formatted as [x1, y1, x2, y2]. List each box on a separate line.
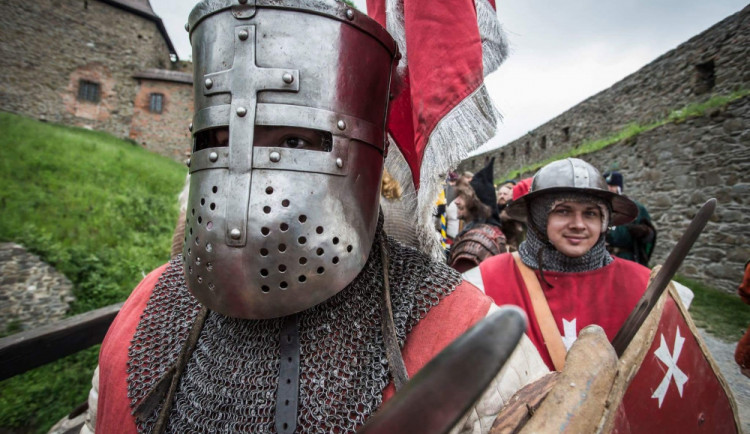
[612, 283, 741, 433]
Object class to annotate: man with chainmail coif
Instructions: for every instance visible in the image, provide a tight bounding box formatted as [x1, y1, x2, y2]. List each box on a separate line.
[89, 1, 548, 433]
[462, 158, 651, 371]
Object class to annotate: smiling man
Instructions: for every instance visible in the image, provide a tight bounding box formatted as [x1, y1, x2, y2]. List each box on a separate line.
[462, 158, 651, 370]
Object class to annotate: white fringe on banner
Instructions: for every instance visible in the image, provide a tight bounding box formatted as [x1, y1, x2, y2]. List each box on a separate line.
[475, 0, 509, 76]
[416, 84, 501, 259]
[384, 138, 445, 259]
[385, 0, 408, 78]
[382, 0, 509, 260]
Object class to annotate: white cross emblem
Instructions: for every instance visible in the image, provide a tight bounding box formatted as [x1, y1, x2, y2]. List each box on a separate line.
[562, 318, 577, 351]
[651, 326, 689, 408]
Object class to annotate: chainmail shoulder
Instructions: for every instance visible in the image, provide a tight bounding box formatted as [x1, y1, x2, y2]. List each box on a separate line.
[127, 228, 462, 433]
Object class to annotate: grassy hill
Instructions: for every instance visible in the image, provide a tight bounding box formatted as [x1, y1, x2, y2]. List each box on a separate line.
[0, 111, 187, 432]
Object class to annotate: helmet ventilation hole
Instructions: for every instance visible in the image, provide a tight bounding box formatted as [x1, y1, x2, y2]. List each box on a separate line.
[261, 285, 270, 293]
[210, 203, 216, 210]
[298, 236, 306, 244]
[282, 199, 290, 207]
[280, 281, 288, 289]
[266, 186, 274, 194]
[200, 198, 205, 206]
[316, 248, 324, 256]
[316, 226, 324, 234]
[212, 186, 218, 194]
[299, 215, 307, 223]
[332, 237, 339, 245]
[206, 242, 212, 252]
[263, 206, 271, 214]
[260, 248, 269, 256]
[299, 257, 307, 265]
[332, 256, 339, 264]
[261, 227, 270, 236]
[260, 269, 268, 277]
[298, 275, 306, 283]
[317, 267, 325, 274]
[347, 245, 353, 252]
[206, 221, 213, 230]
[278, 264, 287, 272]
[279, 244, 287, 252]
[280, 223, 289, 232]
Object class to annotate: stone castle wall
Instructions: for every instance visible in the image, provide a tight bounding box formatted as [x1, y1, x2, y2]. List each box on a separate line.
[462, 5, 750, 175]
[459, 6, 750, 292]
[0, 0, 191, 160]
[130, 78, 193, 162]
[0, 243, 75, 332]
[505, 97, 748, 293]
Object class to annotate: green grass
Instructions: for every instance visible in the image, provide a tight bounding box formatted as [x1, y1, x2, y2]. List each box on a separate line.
[675, 275, 750, 342]
[0, 111, 187, 432]
[497, 89, 750, 182]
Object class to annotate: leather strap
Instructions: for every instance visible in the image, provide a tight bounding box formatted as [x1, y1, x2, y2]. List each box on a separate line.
[380, 237, 409, 391]
[512, 252, 567, 371]
[153, 306, 209, 434]
[275, 314, 301, 433]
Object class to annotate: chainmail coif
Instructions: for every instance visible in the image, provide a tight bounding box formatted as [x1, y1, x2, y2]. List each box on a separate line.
[518, 192, 613, 273]
[127, 224, 462, 433]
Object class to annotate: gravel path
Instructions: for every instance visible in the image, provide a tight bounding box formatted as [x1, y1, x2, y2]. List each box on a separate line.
[698, 328, 750, 433]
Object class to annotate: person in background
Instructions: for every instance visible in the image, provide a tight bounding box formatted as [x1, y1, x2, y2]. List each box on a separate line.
[495, 180, 524, 251]
[449, 158, 507, 273]
[463, 158, 649, 370]
[496, 181, 514, 211]
[736, 260, 750, 378]
[512, 177, 533, 201]
[603, 170, 656, 266]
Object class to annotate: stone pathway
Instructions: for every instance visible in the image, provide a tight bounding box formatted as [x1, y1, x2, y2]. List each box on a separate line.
[698, 328, 750, 433]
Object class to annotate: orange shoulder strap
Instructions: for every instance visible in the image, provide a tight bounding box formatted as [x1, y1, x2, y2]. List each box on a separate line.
[512, 252, 567, 371]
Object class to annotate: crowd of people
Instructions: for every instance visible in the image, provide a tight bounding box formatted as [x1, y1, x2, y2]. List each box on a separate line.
[439, 160, 657, 276]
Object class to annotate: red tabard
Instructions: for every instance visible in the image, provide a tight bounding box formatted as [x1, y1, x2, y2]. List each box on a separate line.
[96, 266, 491, 433]
[479, 253, 650, 370]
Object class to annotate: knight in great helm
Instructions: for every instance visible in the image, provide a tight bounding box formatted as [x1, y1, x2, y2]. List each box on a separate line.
[89, 1, 548, 432]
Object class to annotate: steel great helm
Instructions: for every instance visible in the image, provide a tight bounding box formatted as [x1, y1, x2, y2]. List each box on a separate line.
[506, 158, 639, 230]
[183, 0, 399, 319]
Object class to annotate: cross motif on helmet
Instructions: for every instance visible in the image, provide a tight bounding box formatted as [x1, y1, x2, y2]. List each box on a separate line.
[201, 25, 299, 246]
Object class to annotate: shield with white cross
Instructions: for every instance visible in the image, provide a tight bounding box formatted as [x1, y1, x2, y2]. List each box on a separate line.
[613, 284, 740, 433]
[182, 0, 399, 319]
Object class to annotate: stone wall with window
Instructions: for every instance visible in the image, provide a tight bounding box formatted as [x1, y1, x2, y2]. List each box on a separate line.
[459, 6, 750, 293]
[131, 73, 193, 162]
[0, 0, 179, 144]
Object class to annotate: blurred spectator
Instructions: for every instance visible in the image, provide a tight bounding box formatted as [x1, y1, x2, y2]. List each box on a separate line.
[735, 260, 750, 378]
[496, 182, 514, 210]
[603, 171, 656, 266]
[448, 158, 507, 272]
[512, 177, 533, 200]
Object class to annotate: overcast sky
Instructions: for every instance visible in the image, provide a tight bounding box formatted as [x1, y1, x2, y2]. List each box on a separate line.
[151, 0, 748, 155]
